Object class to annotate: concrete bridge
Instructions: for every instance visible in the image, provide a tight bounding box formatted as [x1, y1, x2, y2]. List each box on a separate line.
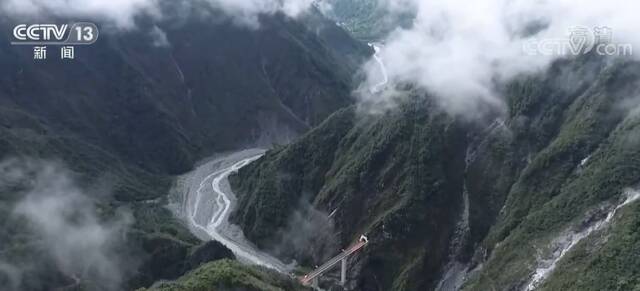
[299, 235, 368, 288]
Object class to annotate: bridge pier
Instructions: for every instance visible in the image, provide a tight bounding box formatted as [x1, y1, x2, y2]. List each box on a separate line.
[341, 257, 347, 286]
[300, 237, 368, 289]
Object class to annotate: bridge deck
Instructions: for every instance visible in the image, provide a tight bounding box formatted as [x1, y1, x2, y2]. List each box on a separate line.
[299, 241, 367, 285]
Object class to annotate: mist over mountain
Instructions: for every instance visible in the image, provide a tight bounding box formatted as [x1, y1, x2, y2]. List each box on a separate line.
[230, 52, 640, 290]
[0, 2, 369, 290]
[317, 0, 415, 42]
[0, 3, 369, 174]
[1, 0, 640, 291]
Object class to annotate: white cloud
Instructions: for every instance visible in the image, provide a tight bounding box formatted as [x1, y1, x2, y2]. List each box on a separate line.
[150, 25, 170, 47]
[0, 159, 134, 290]
[0, 0, 313, 29]
[281, 0, 313, 18]
[199, 0, 313, 27]
[360, 0, 640, 117]
[1, 0, 161, 29]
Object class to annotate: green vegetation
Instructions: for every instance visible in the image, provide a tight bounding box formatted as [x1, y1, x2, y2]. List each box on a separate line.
[231, 99, 470, 289]
[230, 55, 640, 290]
[540, 201, 640, 291]
[140, 259, 307, 291]
[320, 0, 414, 41]
[463, 58, 640, 291]
[0, 8, 364, 290]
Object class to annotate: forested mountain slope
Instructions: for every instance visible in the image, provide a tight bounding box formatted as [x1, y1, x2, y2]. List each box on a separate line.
[230, 54, 640, 290]
[0, 5, 367, 290]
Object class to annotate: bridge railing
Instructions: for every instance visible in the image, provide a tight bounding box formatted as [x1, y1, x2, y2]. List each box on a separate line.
[299, 237, 368, 286]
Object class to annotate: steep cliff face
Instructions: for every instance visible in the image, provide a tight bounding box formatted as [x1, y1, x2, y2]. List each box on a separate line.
[230, 101, 469, 290]
[0, 7, 367, 290]
[319, 0, 414, 42]
[464, 57, 640, 291]
[230, 54, 640, 290]
[0, 6, 367, 176]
